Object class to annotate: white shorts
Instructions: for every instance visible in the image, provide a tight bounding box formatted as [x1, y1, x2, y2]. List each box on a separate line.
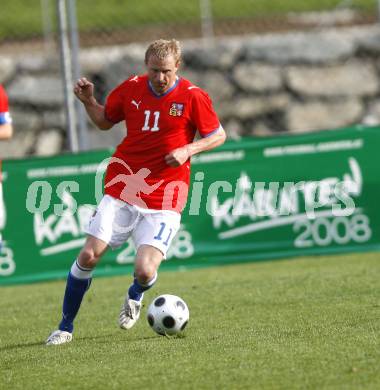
[85, 195, 181, 257]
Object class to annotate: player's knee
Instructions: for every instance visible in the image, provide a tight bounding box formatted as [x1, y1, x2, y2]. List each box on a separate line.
[78, 248, 98, 269]
[135, 263, 156, 285]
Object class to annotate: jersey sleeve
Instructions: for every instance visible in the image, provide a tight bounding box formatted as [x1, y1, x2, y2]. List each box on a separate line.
[190, 89, 220, 138]
[104, 80, 129, 124]
[0, 85, 12, 125]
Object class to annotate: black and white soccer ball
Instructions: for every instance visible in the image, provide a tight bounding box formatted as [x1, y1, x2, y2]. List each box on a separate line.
[147, 294, 189, 336]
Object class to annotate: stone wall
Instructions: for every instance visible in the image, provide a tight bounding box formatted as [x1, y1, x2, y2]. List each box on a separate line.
[1, 25, 380, 158]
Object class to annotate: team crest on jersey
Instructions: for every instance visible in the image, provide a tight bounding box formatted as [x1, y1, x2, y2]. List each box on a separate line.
[169, 102, 184, 117]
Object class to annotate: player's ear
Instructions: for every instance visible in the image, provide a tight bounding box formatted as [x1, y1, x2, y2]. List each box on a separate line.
[175, 60, 181, 71]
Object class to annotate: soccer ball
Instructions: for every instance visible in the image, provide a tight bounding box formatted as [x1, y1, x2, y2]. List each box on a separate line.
[147, 294, 189, 336]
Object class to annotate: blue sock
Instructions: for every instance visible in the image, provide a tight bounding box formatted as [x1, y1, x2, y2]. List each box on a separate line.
[58, 260, 93, 333]
[128, 272, 157, 302]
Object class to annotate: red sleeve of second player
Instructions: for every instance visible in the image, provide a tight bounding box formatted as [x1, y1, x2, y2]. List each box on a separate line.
[190, 90, 220, 138]
[0, 85, 9, 113]
[104, 81, 129, 124]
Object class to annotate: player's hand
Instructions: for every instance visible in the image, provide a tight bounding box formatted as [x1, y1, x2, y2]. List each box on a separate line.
[74, 77, 95, 103]
[165, 146, 190, 167]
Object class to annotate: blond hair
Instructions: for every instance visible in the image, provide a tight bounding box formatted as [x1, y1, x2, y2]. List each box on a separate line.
[145, 39, 181, 64]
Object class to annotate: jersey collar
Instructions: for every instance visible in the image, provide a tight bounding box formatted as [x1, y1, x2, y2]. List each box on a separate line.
[148, 77, 180, 98]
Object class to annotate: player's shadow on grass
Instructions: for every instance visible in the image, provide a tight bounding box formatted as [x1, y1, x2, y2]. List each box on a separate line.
[0, 333, 126, 350]
[76, 333, 160, 344]
[0, 340, 46, 351]
[0, 333, 175, 350]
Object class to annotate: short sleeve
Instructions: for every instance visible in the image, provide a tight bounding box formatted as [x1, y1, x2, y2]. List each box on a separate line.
[0, 85, 11, 125]
[104, 81, 128, 124]
[190, 90, 220, 138]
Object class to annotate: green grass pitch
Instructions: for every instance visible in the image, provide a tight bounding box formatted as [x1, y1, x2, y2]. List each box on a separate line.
[0, 252, 379, 389]
[0, 0, 375, 40]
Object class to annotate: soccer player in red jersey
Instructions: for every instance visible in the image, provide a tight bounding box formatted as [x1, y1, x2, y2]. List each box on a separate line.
[47, 39, 226, 345]
[0, 85, 13, 251]
[0, 85, 13, 140]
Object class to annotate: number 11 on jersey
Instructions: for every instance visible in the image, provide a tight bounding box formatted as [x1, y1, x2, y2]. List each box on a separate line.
[142, 110, 160, 132]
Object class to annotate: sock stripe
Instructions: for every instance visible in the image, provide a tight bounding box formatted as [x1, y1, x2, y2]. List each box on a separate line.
[76, 260, 92, 272]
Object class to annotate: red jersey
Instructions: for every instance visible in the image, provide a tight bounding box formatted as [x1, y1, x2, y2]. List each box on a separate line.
[0, 85, 11, 125]
[104, 75, 220, 213]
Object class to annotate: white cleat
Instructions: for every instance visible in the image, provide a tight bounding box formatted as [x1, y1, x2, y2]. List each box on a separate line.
[46, 330, 73, 345]
[119, 298, 142, 330]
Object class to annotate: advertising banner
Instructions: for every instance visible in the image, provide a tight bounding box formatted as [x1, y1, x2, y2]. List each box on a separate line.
[1, 125, 379, 285]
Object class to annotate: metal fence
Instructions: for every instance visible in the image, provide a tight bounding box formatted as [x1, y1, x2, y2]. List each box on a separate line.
[0, 0, 377, 53]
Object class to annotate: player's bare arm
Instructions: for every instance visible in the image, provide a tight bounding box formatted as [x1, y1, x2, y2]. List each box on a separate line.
[0, 123, 13, 140]
[74, 77, 114, 131]
[165, 127, 226, 167]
